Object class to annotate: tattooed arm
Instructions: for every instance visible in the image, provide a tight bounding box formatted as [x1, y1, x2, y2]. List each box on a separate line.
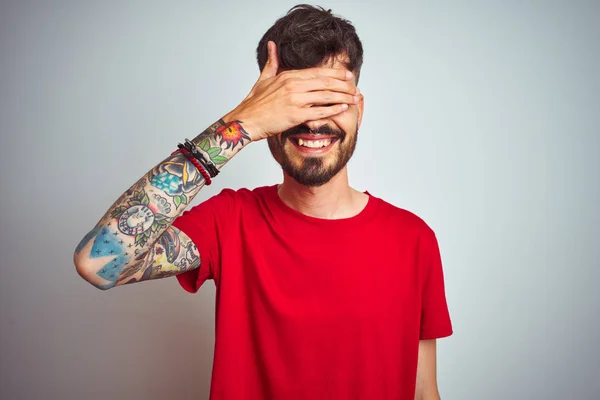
[73, 119, 250, 289]
[74, 41, 359, 289]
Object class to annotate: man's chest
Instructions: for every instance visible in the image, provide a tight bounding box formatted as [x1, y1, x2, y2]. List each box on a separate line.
[227, 221, 422, 327]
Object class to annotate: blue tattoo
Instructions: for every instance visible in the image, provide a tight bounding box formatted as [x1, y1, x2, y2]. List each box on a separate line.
[75, 226, 101, 254]
[90, 227, 129, 283]
[77, 225, 132, 287]
[151, 172, 182, 195]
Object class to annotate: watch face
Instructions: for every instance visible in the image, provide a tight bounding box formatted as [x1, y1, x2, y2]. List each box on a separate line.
[118, 204, 155, 236]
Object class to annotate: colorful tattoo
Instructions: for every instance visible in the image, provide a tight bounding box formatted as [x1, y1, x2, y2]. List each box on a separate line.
[116, 227, 200, 285]
[75, 221, 133, 288]
[151, 193, 172, 214]
[110, 189, 172, 247]
[191, 119, 251, 167]
[77, 118, 251, 288]
[158, 226, 180, 263]
[75, 226, 101, 254]
[216, 121, 251, 150]
[150, 152, 205, 208]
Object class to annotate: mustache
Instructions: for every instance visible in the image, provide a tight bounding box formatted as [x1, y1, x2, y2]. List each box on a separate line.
[281, 124, 346, 143]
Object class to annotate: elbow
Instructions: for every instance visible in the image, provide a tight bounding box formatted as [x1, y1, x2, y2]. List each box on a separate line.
[73, 253, 114, 291]
[74, 228, 117, 290]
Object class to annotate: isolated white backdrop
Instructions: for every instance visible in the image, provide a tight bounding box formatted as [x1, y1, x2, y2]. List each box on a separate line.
[0, 1, 598, 399]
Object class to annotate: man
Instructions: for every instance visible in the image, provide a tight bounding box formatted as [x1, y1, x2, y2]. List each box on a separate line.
[74, 5, 452, 399]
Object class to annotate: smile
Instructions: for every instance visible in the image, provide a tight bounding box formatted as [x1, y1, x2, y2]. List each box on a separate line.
[288, 135, 340, 154]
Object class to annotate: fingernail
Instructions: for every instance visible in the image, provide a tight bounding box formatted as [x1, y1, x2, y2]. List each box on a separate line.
[342, 104, 349, 109]
[346, 71, 353, 79]
[353, 96, 359, 103]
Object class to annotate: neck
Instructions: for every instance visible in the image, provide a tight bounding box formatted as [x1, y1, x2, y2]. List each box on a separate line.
[277, 167, 368, 219]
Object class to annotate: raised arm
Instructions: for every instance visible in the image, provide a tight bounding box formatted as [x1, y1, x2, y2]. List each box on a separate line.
[73, 41, 360, 289]
[73, 119, 249, 289]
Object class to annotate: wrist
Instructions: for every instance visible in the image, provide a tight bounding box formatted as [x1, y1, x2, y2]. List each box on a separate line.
[223, 109, 259, 142]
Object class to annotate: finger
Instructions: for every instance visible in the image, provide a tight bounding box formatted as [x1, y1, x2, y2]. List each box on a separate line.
[284, 67, 354, 82]
[268, 42, 280, 76]
[301, 103, 349, 121]
[294, 91, 360, 107]
[282, 76, 358, 97]
[258, 41, 275, 80]
[259, 41, 279, 81]
[305, 94, 363, 128]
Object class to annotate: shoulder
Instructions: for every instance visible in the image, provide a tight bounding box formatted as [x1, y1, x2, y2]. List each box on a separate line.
[371, 196, 443, 261]
[188, 184, 274, 211]
[208, 184, 274, 203]
[175, 185, 273, 227]
[371, 194, 436, 238]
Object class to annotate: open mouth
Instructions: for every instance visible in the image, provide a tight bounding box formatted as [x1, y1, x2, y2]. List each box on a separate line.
[288, 136, 340, 153]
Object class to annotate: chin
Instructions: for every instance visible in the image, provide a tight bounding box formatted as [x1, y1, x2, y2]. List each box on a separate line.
[268, 134, 354, 187]
[287, 173, 333, 187]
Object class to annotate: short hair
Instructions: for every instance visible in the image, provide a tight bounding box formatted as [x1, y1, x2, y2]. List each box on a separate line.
[256, 4, 364, 82]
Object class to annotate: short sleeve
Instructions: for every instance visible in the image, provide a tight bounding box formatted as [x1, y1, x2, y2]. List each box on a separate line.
[171, 189, 236, 293]
[419, 229, 453, 339]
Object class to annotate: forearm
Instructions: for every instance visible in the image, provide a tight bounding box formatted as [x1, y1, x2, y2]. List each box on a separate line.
[414, 393, 441, 400]
[74, 118, 250, 289]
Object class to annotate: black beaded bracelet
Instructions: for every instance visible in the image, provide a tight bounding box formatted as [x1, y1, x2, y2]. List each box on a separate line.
[184, 140, 219, 177]
[179, 140, 219, 178]
[176, 143, 211, 176]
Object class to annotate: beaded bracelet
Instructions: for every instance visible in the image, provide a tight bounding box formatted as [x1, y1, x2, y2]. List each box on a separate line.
[182, 140, 219, 178]
[176, 142, 217, 179]
[183, 139, 220, 178]
[171, 148, 212, 185]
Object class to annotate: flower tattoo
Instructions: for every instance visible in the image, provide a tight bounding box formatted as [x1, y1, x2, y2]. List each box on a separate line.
[216, 121, 251, 150]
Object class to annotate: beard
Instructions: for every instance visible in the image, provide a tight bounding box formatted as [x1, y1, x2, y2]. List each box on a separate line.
[267, 123, 358, 187]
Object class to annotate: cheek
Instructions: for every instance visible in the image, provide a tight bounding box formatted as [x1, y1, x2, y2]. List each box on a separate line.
[266, 137, 282, 162]
[267, 135, 283, 148]
[331, 111, 358, 135]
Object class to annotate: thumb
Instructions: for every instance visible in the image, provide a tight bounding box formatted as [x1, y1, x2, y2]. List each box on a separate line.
[259, 41, 279, 80]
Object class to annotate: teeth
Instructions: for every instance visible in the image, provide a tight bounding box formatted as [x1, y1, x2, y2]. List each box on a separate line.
[297, 138, 332, 148]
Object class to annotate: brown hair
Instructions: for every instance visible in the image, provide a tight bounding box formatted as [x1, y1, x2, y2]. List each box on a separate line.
[256, 4, 364, 82]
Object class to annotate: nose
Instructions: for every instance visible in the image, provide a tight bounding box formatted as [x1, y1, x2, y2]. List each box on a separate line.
[305, 120, 327, 131]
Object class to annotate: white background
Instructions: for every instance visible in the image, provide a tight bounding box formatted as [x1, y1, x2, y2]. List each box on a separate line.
[1, 0, 599, 398]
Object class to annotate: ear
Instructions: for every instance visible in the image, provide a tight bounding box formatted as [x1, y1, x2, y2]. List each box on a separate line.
[357, 91, 365, 127]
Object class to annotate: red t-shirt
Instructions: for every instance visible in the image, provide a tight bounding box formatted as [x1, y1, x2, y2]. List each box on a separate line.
[172, 185, 452, 400]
